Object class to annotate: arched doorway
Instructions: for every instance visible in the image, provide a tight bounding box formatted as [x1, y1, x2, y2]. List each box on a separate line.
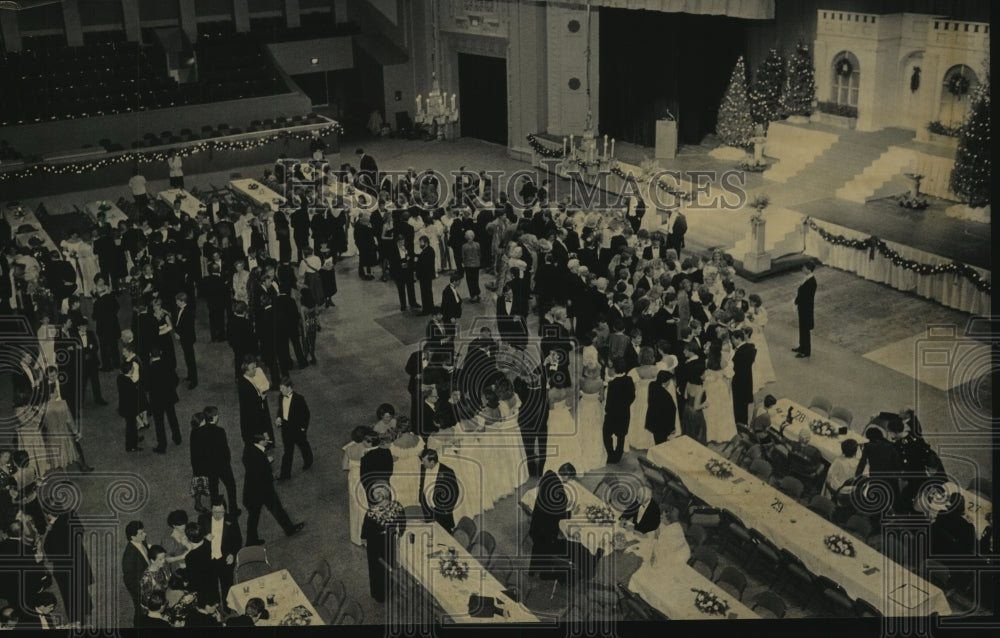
[899, 51, 924, 131]
[938, 64, 979, 128]
[829, 51, 860, 109]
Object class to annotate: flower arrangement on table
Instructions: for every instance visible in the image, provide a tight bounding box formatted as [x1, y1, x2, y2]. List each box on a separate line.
[278, 605, 314, 626]
[97, 202, 111, 213]
[824, 534, 856, 557]
[705, 459, 734, 479]
[809, 419, 839, 438]
[438, 549, 470, 581]
[691, 588, 730, 616]
[367, 499, 405, 529]
[248, 183, 259, 191]
[585, 505, 616, 526]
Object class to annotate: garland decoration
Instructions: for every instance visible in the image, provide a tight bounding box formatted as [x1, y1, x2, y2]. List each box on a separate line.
[609, 165, 693, 202]
[836, 58, 854, 78]
[0, 124, 342, 183]
[585, 505, 616, 525]
[803, 218, 990, 293]
[947, 74, 970, 97]
[526, 134, 566, 158]
[691, 589, 730, 616]
[438, 548, 470, 581]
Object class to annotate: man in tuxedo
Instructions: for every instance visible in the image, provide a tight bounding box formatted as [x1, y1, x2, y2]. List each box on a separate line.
[730, 327, 757, 426]
[388, 235, 419, 312]
[197, 496, 243, 608]
[275, 289, 308, 370]
[418, 448, 458, 532]
[667, 210, 687, 259]
[173, 292, 198, 388]
[201, 263, 227, 342]
[46, 250, 78, 310]
[73, 321, 107, 407]
[515, 368, 549, 477]
[194, 406, 241, 515]
[42, 509, 93, 626]
[529, 463, 576, 579]
[416, 236, 437, 314]
[92, 280, 122, 371]
[603, 360, 635, 464]
[414, 386, 439, 442]
[182, 522, 219, 607]
[121, 520, 149, 625]
[290, 196, 312, 261]
[440, 272, 463, 339]
[645, 369, 678, 445]
[356, 148, 379, 197]
[242, 433, 305, 545]
[793, 262, 817, 358]
[855, 427, 904, 511]
[276, 377, 314, 480]
[496, 285, 527, 348]
[619, 485, 662, 534]
[146, 347, 181, 453]
[228, 301, 257, 379]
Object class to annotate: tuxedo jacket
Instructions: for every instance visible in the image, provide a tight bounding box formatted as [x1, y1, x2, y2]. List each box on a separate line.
[604, 376, 636, 425]
[795, 276, 817, 329]
[183, 542, 219, 605]
[278, 392, 310, 432]
[121, 541, 149, 599]
[147, 357, 179, 407]
[645, 382, 677, 439]
[495, 295, 526, 340]
[197, 512, 243, 561]
[416, 247, 436, 281]
[117, 373, 148, 418]
[238, 376, 270, 443]
[228, 315, 258, 357]
[620, 499, 661, 534]
[190, 423, 232, 477]
[241, 445, 279, 507]
[388, 243, 415, 280]
[92, 293, 121, 338]
[440, 285, 462, 320]
[530, 470, 569, 540]
[174, 305, 196, 343]
[419, 463, 458, 532]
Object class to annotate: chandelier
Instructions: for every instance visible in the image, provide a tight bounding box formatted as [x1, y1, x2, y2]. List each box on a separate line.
[413, 0, 459, 140]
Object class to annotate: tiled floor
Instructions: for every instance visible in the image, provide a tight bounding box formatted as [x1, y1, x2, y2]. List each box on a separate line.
[3, 135, 990, 627]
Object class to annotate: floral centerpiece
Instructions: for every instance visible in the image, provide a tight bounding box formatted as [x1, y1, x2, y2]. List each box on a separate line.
[809, 419, 839, 438]
[824, 534, 856, 557]
[438, 548, 470, 581]
[748, 194, 770, 221]
[691, 588, 730, 616]
[248, 183, 259, 190]
[97, 202, 111, 213]
[279, 605, 314, 626]
[367, 499, 405, 532]
[585, 505, 616, 526]
[705, 459, 734, 479]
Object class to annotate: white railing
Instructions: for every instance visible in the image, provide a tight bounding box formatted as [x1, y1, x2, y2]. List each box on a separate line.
[932, 20, 990, 35]
[819, 10, 879, 25]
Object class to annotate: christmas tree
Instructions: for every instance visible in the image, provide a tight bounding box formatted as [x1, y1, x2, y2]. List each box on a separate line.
[949, 81, 990, 207]
[750, 48, 785, 127]
[779, 40, 816, 117]
[716, 56, 754, 149]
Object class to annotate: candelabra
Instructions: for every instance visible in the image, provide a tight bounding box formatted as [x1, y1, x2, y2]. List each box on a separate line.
[559, 122, 615, 178]
[414, 75, 459, 141]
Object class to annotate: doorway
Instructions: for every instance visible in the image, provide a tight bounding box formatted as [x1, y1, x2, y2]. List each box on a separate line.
[458, 53, 508, 145]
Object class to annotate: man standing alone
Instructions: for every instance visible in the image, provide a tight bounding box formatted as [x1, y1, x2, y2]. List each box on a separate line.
[793, 263, 817, 358]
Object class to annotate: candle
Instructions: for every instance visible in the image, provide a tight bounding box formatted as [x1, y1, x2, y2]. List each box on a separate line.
[603, 134, 608, 160]
[451, 94, 456, 112]
[416, 94, 422, 116]
[610, 138, 615, 159]
[563, 137, 568, 156]
[569, 135, 574, 155]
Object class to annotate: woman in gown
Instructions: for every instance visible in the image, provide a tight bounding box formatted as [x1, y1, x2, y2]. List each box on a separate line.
[36, 314, 59, 370]
[428, 422, 486, 521]
[389, 420, 422, 508]
[139, 545, 171, 611]
[318, 244, 338, 308]
[342, 426, 374, 545]
[373, 403, 397, 436]
[577, 364, 607, 475]
[164, 510, 193, 571]
[702, 353, 737, 445]
[627, 348, 658, 451]
[479, 381, 526, 502]
[680, 362, 708, 444]
[360, 481, 406, 603]
[61, 232, 99, 297]
[297, 248, 324, 310]
[152, 297, 177, 372]
[42, 366, 79, 471]
[543, 385, 579, 475]
[747, 294, 776, 391]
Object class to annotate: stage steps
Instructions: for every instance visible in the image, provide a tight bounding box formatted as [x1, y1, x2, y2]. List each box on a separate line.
[835, 146, 917, 203]
[727, 207, 805, 261]
[762, 122, 840, 183]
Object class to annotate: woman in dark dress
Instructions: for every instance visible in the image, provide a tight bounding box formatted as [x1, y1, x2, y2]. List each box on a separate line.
[318, 243, 338, 308]
[354, 215, 379, 280]
[330, 207, 349, 259]
[680, 361, 707, 444]
[360, 480, 406, 603]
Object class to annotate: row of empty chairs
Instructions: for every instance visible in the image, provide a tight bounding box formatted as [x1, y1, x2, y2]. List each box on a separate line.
[808, 396, 856, 433]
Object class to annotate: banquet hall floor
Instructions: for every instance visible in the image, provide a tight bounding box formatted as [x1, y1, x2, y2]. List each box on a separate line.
[3, 136, 990, 626]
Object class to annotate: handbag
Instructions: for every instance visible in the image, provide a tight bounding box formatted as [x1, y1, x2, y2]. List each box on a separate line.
[467, 594, 503, 618]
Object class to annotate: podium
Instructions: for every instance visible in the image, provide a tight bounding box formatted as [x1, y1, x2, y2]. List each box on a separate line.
[655, 119, 678, 159]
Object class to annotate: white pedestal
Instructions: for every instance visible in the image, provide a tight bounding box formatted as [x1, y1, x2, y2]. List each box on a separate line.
[743, 218, 771, 273]
[655, 119, 678, 159]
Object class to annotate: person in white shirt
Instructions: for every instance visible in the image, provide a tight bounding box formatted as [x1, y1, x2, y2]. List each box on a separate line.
[167, 150, 184, 188]
[825, 438, 861, 498]
[128, 167, 148, 209]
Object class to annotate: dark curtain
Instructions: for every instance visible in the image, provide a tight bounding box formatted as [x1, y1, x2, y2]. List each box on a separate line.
[458, 53, 508, 145]
[599, 8, 748, 147]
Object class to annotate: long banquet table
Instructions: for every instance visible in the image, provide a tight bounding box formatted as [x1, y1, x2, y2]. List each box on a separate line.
[629, 556, 760, 620]
[771, 398, 866, 464]
[4, 201, 57, 252]
[397, 522, 540, 623]
[158, 188, 204, 219]
[647, 436, 952, 617]
[230, 178, 286, 212]
[83, 200, 129, 228]
[226, 569, 321, 627]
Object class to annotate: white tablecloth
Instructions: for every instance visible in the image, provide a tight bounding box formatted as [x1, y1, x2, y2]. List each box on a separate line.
[4, 202, 57, 252]
[83, 200, 129, 228]
[158, 189, 204, 219]
[647, 436, 952, 617]
[629, 560, 760, 620]
[771, 399, 866, 464]
[226, 569, 320, 627]
[804, 218, 990, 315]
[397, 522, 539, 623]
[230, 178, 287, 212]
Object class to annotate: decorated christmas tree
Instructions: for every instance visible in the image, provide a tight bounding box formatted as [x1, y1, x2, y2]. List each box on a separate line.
[750, 49, 785, 127]
[779, 40, 816, 117]
[949, 81, 990, 207]
[716, 56, 754, 149]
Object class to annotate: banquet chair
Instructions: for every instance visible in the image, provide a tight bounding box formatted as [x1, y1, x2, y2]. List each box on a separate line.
[684, 524, 708, 548]
[853, 598, 882, 617]
[637, 456, 667, 493]
[316, 579, 347, 615]
[722, 434, 749, 463]
[733, 423, 762, 465]
[748, 459, 773, 481]
[807, 495, 837, 521]
[234, 561, 273, 583]
[820, 584, 855, 617]
[714, 566, 748, 601]
[829, 406, 854, 430]
[719, 510, 754, 561]
[767, 445, 790, 477]
[747, 529, 783, 585]
[469, 531, 497, 569]
[776, 476, 804, 500]
[453, 517, 478, 550]
[686, 545, 719, 580]
[335, 599, 364, 625]
[235, 545, 269, 570]
[302, 560, 333, 604]
[776, 549, 817, 607]
[808, 396, 833, 417]
[844, 514, 873, 544]
[751, 590, 787, 619]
